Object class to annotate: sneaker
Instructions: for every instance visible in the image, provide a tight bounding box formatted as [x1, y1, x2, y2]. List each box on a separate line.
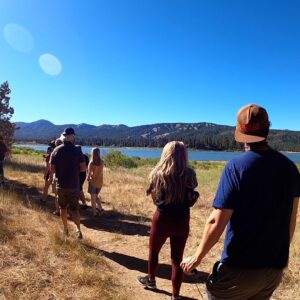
[137, 275, 156, 289]
[75, 230, 83, 240]
[81, 204, 88, 210]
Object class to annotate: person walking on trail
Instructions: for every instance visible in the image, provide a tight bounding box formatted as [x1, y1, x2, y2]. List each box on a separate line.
[76, 145, 89, 210]
[181, 104, 300, 300]
[50, 128, 86, 239]
[52, 138, 63, 216]
[0, 136, 8, 185]
[137, 141, 199, 300]
[41, 146, 55, 203]
[87, 147, 104, 217]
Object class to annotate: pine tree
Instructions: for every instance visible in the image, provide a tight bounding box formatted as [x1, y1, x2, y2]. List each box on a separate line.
[0, 81, 15, 150]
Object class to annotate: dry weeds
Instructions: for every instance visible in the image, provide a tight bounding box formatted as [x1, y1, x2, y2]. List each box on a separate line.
[0, 188, 127, 300]
[1, 154, 299, 299]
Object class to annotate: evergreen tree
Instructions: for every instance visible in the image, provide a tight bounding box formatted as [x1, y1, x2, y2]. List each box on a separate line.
[0, 81, 15, 149]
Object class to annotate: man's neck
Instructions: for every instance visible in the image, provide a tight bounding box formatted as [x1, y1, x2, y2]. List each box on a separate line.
[244, 141, 271, 151]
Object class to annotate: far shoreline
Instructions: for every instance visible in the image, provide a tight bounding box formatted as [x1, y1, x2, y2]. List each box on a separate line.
[12, 142, 300, 154]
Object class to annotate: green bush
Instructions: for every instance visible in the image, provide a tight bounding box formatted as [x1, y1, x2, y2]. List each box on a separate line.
[104, 151, 138, 168]
[11, 146, 45, 156]
[132, 156, 159, 167]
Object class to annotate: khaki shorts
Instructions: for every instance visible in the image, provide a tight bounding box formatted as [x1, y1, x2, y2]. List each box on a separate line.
[206, 261, 283, 300]
[57, 188, 79, 211]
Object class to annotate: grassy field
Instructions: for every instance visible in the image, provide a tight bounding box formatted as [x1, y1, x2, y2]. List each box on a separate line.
[0, 152, 299, 300]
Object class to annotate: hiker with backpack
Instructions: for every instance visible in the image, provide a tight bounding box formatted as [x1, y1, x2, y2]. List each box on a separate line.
[181, 104, 300, 300]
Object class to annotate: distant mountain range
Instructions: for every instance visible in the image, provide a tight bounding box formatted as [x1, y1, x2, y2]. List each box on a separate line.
[14, 119, 235, 140]
[14, 119, 300, 152]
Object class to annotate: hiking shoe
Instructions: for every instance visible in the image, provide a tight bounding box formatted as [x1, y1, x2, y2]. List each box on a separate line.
[137, 275, 156, 289]
[75, 230, 83, 240]
[81, 204, 88, 210]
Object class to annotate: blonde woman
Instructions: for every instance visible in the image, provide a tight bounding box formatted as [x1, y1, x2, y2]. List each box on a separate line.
[87, 147, 104, 216]
[137, 141, 199, 300]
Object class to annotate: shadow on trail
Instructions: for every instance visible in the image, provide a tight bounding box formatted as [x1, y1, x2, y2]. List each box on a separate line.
[6, 159, 44, 174]
[1, 179, 151, 237]
[80, 209, 151, 237]
[80, 244, 208, 300]
[98, 249, 209, 284]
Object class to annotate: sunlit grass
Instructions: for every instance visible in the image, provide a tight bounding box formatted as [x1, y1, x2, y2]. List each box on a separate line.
[0, 187, 128, 300]
[0, 153, 299, 299]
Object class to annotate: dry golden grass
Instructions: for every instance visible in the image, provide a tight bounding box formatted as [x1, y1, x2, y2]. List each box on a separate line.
[1, 154, 299, 299]
[0, 188, 128, 300]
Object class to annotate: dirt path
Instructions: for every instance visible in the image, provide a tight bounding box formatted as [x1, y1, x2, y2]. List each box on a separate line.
[80, 206, 208, 300]
[4, 177, 209, 300]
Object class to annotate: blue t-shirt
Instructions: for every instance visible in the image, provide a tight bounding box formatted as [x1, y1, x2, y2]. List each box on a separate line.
[213, 149, 300, 269]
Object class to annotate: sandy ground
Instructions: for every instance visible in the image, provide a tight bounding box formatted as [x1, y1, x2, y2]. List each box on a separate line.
[79, 207, 209, 300]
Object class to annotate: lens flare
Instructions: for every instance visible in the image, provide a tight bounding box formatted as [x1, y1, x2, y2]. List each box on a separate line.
[3, 23, 34, 52]
[39, 53, 62, 76]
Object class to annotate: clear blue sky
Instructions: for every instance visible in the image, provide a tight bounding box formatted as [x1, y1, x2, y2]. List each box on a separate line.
[1, 0, 299, 130]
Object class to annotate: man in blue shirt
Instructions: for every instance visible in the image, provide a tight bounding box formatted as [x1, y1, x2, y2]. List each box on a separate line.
[181, 104, 299, 299]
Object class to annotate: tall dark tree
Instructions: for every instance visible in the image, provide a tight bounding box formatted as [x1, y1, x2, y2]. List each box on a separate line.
[0, 81, 15, 150]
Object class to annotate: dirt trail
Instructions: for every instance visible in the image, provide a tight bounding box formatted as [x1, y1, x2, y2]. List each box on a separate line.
[80, 206, 208, 300]
[4, 177, 209, 300]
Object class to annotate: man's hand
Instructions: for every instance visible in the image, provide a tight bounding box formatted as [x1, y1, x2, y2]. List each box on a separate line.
[180, 255, 201, 274]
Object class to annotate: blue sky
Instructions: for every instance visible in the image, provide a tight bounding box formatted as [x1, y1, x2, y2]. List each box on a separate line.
[0, 0, 299, 130]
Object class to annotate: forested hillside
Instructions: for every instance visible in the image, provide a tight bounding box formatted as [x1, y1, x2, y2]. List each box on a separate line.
[14, 120, 300, 151]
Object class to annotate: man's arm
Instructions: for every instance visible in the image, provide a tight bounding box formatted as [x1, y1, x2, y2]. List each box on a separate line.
[290, 197, 299, 242]
[181, 208, 233, 273]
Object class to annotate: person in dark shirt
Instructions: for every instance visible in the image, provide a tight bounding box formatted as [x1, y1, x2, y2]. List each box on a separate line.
[0, 136, 8, 185]
[181, 104, 300, 300]
[50, 128, 86, 239]
[52, 138, 63, 216]
[76, 145, 89, 209]
[137, 141, 199, 300]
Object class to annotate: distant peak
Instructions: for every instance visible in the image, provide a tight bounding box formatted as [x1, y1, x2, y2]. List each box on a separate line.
[32, 119, 54, 125]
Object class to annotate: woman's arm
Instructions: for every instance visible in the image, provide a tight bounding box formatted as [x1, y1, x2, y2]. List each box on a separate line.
[87, 163, 93, 181]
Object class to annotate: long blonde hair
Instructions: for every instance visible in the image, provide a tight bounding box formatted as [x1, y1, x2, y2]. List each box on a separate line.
[91, 147, 101, 166]
[150, 141, 188, 204]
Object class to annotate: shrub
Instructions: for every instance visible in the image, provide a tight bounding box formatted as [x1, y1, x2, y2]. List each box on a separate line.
[11, 146, 45, 156]
[104, 151, 138, 168]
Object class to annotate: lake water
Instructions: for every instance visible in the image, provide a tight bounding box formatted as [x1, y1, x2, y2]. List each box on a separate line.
[14, 144, 300, 163]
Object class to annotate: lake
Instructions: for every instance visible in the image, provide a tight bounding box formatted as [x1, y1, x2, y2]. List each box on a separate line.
[14, 144, 300, 163]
